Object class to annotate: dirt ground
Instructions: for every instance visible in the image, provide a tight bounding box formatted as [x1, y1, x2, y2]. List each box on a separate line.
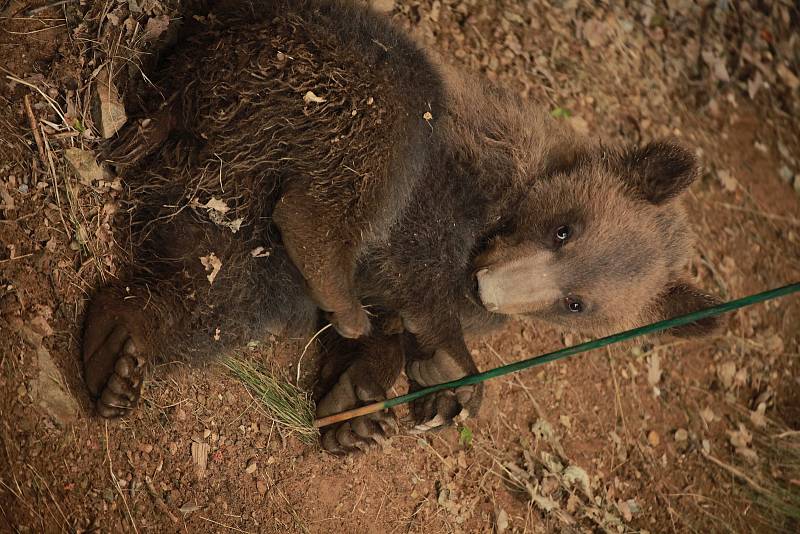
[1, 0, 799, 532]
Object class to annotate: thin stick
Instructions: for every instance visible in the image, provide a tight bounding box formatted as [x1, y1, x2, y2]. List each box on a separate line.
[295, 322, 332, 382]
[314, 282, 800, 428]
[105, 422, 139, 534]
[23, 94, 46, 164]
[198, 515, 254, 533]
[25, 0, 77, 16]
[144, 476, 179, 524]
[702, 452, 770, 495]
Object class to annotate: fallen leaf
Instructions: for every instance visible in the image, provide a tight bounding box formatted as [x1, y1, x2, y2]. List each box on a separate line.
[199, 253, 222, 285]
[94, 67, 127, 138]
[563, 465, 593, 500]
[303, 91, 326, 104]
[250, 246, 271, 258]
[495, 508, 509, 533]
[179, 502, 201, 514]
[717, 169, 737, 192]
[143, 15, 170, 42]
[64, 148, 104, 185]
[204, 197, 230, 214]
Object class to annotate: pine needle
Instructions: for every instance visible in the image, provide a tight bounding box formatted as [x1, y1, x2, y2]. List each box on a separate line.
[221, 356, 318, 443]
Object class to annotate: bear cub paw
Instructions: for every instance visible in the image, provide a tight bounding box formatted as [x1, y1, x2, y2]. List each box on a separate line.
[316, 364, 398, 454]
[407, 353, 483, 432]
[83, 295, 148, 418]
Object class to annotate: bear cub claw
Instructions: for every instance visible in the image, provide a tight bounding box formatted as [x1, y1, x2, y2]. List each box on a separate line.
[316, 364, 397, 454]
[326, 305, 371, 339]
[407, 351, 483, 432]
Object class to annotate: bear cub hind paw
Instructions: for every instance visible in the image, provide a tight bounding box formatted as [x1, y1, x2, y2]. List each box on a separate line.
[316, 364, 397, 454]
[83, 305, 147, 418]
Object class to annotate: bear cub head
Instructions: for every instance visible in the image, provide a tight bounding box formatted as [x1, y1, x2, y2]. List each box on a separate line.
[474, 140, 720, 337]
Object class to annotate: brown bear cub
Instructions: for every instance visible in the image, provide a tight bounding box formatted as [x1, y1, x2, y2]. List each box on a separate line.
[83, 0, 720, 452]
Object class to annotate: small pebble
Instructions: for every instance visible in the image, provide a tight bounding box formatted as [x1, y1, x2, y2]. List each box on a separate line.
[245, 460, 257, 474]
[647, 430, 661, 447]
[674, 429, 688, 442]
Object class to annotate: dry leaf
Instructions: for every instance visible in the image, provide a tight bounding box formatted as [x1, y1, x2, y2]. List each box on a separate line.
[94, 67, 127, 138]
[250, 246, 271, 258]
[199, 253, 222, 285]
[717, 169, 737, 192]
[563, 465, 593, 500]
[303, 91, 326, 104]
[204, 197, 230, 214]
[143, 15, 170, 42]
[64, 148, 104, 185]
[495, 508, 509, 533]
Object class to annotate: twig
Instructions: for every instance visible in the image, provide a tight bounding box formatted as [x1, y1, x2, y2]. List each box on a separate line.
[25, 0, 77, 16]
[713, 201, 800, 226]
[105, 422, 139, 534]
[23, 94, 46, 165]
[702, 452, 770, 495]
[144, 476, 179, 524]
[295, 323, 332, 382]
[0, 253, 34, 264]
[198, 515, 254, 533]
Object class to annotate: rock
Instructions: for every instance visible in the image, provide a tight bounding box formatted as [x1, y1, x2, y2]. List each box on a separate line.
[93, 68, 127, 138]
[64, 148, 104, 185]
[674, 428, 688, 442]
[647, 430, 660, 447]
[10, 320, 78, 425]
[245, 459, 257, 474]
[256, 479, 268, 495]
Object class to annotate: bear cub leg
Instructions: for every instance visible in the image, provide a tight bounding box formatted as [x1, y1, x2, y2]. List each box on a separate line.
[273, 187, 370, 339]
[315, 325, 406, 454]
[403, 326, 484, 432]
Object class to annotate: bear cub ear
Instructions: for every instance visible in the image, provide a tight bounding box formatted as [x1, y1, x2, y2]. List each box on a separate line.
[651, 282, 723, 338]
[621, 141, 698, 205]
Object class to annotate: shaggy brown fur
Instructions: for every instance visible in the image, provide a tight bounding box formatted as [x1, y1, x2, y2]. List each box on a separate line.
[82, 0, 720, 452]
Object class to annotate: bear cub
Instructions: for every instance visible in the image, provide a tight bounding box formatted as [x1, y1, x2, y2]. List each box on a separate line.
[82, 0, 720, 453]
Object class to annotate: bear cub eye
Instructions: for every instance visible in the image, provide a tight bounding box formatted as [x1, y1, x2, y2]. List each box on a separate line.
[564, 296, 584, 313]
[554, 225, 571, 246]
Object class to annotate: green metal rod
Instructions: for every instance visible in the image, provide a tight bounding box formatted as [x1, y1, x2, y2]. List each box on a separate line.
[315, 282, 800, 428]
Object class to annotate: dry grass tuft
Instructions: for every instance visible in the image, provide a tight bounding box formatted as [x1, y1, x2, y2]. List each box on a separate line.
[221, 356, 318, 444]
